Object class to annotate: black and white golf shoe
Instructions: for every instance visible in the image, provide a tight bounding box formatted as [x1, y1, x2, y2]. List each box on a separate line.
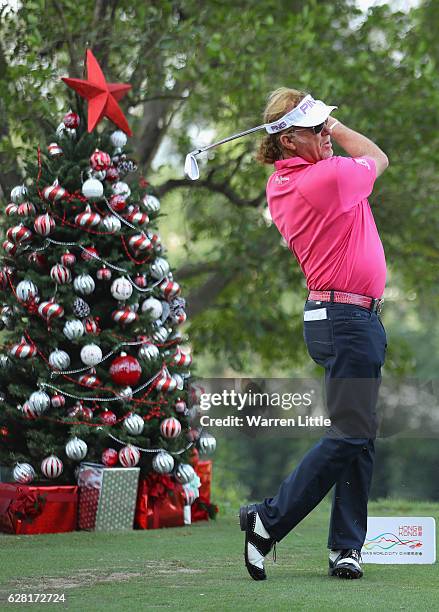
[328, 549, 363, 579]
[239, 504, 276, 581]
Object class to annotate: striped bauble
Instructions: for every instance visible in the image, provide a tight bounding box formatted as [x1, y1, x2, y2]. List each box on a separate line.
[6, 224, 32, 244]
[112, 307, 138, 326]
[17, 202, 37, 217]
[90, 149, 111, 171]
[34, 213, 56, 236]
[160, 416, 181, 439]
[50, 264, 72, 284]
[5, 203, 18, 216]
[125, 208, 149, 226]
[38, 299, 64, 321]
[118, 445, 140, 467]
[42, 181, 66, 202]
[155, 371, 177, 393]
[158, 279, 181, 300]
[128, 233, 152, 253]
[75, 205, 102, 227]
[9, 337, 37, 359]
[41, 455, 63, 479]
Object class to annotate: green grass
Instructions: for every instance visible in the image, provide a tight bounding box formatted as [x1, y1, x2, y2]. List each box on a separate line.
[0, 500, 437, 611]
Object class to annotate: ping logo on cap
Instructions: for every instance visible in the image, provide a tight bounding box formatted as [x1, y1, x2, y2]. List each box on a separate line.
[299, 97, 317, 114]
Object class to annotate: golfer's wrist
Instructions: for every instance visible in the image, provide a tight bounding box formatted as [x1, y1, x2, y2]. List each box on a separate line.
[328, 119, 341, 133]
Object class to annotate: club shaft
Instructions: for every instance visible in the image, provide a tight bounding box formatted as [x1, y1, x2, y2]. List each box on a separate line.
[194, 124, 267, 156]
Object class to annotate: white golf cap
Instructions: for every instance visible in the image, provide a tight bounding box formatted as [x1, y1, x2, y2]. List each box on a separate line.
[265, 94, 337, 133]
[184, 93, 337, 179]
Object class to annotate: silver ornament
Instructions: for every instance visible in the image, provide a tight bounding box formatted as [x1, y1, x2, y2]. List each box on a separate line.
[172, 373, 185, 390]
[123, 413, 144, 435]
[142, 194, 160, 213]
[16, 280, 38, 302]
[80, 343, 102, 366]
[152, 451, 174, 474]
[141, 297, 163, 319]
[138, 343, 160, 363]
[82, 178, 104, 200]
[152, 326, 169, 343]
[149, 258, 170, 280]
[199, 433, 217, 455]
[28, 390, 51, 412]
[110, 130, 128, 149]
[73, 274, 95, 296]
[11, 185, 28, 204]
[65, 437, 88, 461]
[118, 386, 133, 401]
[112, 181, 131, 198]
[111, 276, 133, 301]
[48, 349, 71, 371]
[13, 463, 35, 484]
[102, 215, 122, 234]
[175, 463, 196, 484]
[0, 354, 11, 369]
[56, 122, 76, 139]
[91, 170, 107, 181]
[63, 319, 85, 340]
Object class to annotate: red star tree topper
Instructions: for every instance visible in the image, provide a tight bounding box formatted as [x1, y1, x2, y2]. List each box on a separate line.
[62, 49, 132, 136]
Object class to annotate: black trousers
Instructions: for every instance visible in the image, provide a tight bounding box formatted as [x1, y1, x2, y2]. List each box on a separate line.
[256, 300, 387, 549]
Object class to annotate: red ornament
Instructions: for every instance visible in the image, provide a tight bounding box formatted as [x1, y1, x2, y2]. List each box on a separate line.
[61, 251, 76, 267]
[42, 181, 66, 202]
[2, 240, 17, 255]
[0, 270, 8, 290]
[128, 233, 152, 253]
[90, 149, 111, 171]
[109, 194, 126, 212]
[99, 410, 117, 425]
[102, 448, 118, 466]
[105, 166, 119, 182]
[6, 224, 32, 244]
[81, 246, 99, 261]
[133, 274, 147, 288]
[67, 402, 93, 421]
[112, 307, 138, 326]
[51, 394, 66, 408]
[28, 251, 47, 269]
[0, 427, 9, 438]
[84, 317, 100, 335]
[63, 111, 80, 129]
[75, 205, 101, 227]
[109, 353, 142, 386]
[160, 417, 182, 439]
[78, 370, 101, 387]
[125, 207, 149, 227]
[50, 263, 71, 284]
[96, 266, 112, 281]
[62, 49, 132, 135]
[158, 279, 181, 300]
[5, 203, 18, 216]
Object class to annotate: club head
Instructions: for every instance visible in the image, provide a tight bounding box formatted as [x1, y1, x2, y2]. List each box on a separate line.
[184, 153, 200, 180]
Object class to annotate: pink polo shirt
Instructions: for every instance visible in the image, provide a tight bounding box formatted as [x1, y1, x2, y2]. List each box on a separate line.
[266, 155, 386, 299]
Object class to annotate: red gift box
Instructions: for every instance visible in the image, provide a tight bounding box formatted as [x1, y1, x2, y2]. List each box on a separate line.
[191, 460, 213, 522]
[135, 474, 185, 530]
[0, 483, 78, 535]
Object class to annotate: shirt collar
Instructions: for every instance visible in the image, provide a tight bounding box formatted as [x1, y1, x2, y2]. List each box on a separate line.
[274, 156, 314, 170]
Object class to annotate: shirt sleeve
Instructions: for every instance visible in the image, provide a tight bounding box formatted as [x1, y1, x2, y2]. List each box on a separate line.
[296, 155, 377, 216]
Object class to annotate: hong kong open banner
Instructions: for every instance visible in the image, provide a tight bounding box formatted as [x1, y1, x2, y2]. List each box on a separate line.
[362, 517, 436, 564]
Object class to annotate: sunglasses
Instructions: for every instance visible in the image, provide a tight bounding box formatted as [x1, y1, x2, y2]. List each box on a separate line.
[294, 119, 328, 135]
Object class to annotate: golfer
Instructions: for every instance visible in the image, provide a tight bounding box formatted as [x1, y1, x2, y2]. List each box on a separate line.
[239, 88, 388, 581]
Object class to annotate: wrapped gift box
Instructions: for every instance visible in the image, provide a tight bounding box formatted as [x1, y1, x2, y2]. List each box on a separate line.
[191, 460, 213, 523]
[0, 483, 78, 535]
[135, 474, 185, 530]
[78, 462, 140, 531]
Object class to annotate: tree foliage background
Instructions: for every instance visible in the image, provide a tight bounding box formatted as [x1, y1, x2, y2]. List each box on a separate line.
[0, 0, 438, 503]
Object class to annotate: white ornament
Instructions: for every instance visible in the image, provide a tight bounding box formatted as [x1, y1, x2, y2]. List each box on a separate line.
[41, 455, 63, 478]
[152, 451, 175, 474]
[28, 390, 51, 412]
[65, 437, 88, 461]
[123, 413, 144, 435]
[150, 258, 170, 280]
[73, 274, 95, 295]
[16, 280, 38, 302]
[112, 181, 131, 198]
[13, 463, 35, 484]
[152, 326, 169, 343]
[110, 130, 128, 148]
[141, 297, 163, 319]
[63, 319, 84, 340]
[138, 343, 160, 362]
[175, 463, 195, 484]
[80, 343, 102, 366]
[142, 194, 160, 213]
[172, 373, 185, 390]
[82, 178, 104, 200]
[102, 215, 122, 234]
[199, 433, 217, 455]
[48, 349, 70, 370]
[111, 276, 133, 301]
[11, 185, 28, 204]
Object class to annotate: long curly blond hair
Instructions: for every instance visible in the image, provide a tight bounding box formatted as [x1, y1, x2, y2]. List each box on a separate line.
[256, 87, 307, 165]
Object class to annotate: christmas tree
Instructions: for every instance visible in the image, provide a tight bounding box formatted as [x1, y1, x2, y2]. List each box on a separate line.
[0, 50, 215, 491]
